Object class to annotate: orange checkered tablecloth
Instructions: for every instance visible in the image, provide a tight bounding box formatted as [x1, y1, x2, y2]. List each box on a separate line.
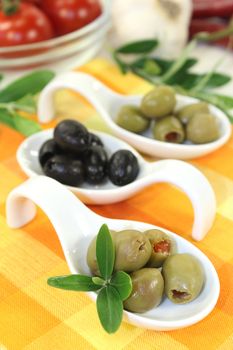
[1, 59, 233, 350]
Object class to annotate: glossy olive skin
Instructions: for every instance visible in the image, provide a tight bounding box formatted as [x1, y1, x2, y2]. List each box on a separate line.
[145, 229, 176, 268]
[54, 119, 90, 154]
[114, 230, 152, 272]
[39, 139, 61, 167]
[152, 116, 185, 143]
[140, 86, 176, 119]
[43, 155, 84, 186]
[87, 230, 116, 276]
[177, 102, 209, 124]
[108, 150, 139, 186]
[84, 146, 108, 184]
[186, 113, 219, 144]
[116, 105, 150, 133]
[88, 133, 104, 147]
[124, 268, 164, 313]
[162, 254, 204, 304]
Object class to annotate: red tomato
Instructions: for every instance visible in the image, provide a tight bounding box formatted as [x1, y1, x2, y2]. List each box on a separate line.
[41, 0, 102, 36]
[193, 0, 233, 18]
[25, 0, 41, 4]
[0, 2, 55, 47]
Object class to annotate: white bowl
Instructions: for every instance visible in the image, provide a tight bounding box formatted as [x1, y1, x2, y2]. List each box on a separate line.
[37, 72, 232, 160]
[0, 0, 110, 69]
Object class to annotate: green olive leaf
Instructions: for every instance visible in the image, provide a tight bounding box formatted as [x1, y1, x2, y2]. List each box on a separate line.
[47, 274, 101, 292]
[116, 39, 159, 54]
[96, 285, 123, 334]
[200, 73, 231, 90]
[96, 224, 115, 280]
[0, 109, 41, 136]
[131, 57, 198, 76]
[210, 93, 233, 109]
[0, 108, 15, 129]
[0, 70, 55, 103]
[160, 39, 197, 83]
[92, 277, 106, 286]
[113, 52, 129, 74]
[13, 94, 37, 114]
[110, 271, 132, 301]
[168, 72, 231, 90]
[12, 112, 41, 136]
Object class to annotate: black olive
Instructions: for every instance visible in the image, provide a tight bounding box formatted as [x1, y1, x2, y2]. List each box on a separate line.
[88, 133, 104, 147]
[108, 150, 139, 186]
[54, 120, 90, 154]
[43, 155, 85, 187]
[84, 146, 108, 184]
[39, 139, 61, 167]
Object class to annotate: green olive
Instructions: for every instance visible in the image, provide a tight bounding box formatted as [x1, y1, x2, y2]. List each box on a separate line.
[124, 268, 164, 313]
[145, 229, 177, 267]
[116, 105, 150, 133]
[186, 113, 219, 144]
[86, 230, 116, 276]
[152, 116, 185, 143]
[177, 102, 209, 124]
[114, 230, 152, 272]
[162, 254, 204, 304]
[140, 86, 176, 119]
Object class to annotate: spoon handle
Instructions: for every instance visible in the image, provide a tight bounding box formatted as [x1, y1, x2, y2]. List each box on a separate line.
[38, 72, 116, 124]
[144, 159, 216, 241]
[6, 176, 102, 267]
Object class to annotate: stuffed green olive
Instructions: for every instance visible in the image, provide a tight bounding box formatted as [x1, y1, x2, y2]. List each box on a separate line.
[163, 253, 204, 304]
[145, 229, 176, 267]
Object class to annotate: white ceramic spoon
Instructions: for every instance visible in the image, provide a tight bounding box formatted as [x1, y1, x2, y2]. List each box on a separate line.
[6, 176, 220, 331]
[37, 72, 231, 160]
[17, 129, 216, 241]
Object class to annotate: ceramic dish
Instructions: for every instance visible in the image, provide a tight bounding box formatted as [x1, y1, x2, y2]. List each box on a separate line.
[0, 0, 110, 69]
[6, 176, 220, 331]
[37, 72, 232, 160]
[16, 129, 216, 241]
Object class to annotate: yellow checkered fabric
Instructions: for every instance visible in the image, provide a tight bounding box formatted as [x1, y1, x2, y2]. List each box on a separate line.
[1, 59, 233, 350]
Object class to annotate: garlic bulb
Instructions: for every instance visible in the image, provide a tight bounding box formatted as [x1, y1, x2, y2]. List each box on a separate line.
[110, 0, 193, 58]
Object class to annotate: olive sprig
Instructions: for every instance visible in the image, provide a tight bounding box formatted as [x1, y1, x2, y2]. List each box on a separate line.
[47, 224, 132, 334]
[0, 70, 55, 136]
[113, 26, 233, 123]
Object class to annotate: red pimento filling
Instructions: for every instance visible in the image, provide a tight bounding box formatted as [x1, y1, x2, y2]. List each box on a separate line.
[154, 240, 170, 254]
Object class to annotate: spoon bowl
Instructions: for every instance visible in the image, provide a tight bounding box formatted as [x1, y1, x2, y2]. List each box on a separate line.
[37, 72, 232, 160]
[17, 129, 216, 241]
[6, 176, 220, 331]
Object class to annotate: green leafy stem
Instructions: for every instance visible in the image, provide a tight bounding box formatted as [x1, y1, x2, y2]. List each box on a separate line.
[112, 25, 233, 123]
[2, 0, 20, 16]
[0, 70, 55, 136]
[47, 224, 132, 334]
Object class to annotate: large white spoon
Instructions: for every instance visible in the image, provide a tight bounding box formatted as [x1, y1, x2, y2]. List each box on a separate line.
[6, 176, 220, 331]
[17, 129, 216, 241]
[37, 72, 231, 160]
